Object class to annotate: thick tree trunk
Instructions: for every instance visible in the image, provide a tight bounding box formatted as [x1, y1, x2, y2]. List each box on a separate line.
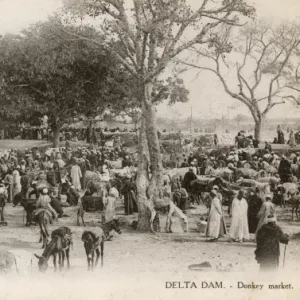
[136, 117, 151, 231]
[52, 124, 62, 148]
[254, 120, 262, 142]
[143, 84, 163, 203]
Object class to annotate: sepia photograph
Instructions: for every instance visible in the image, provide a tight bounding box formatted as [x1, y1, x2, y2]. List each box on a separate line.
[0, 0, 300, 299]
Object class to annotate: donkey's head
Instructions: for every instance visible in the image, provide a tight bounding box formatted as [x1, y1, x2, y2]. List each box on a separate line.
[109, 218, 122, 235]
[34, 254, 48, 273]
[81, 232, 99, 262]
[179, 215, 189, 233]
[12, 193, 23, 207]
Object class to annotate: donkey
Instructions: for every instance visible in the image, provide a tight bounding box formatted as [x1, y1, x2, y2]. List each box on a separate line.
[34, 210, 52, 248]
[0, 192, 6, 224]
[13, 193, 35, 226]
[0, 250, 18, 274]
[82, 230, 104, 270]
[101, 218, 122, 241]
[165, 201, 188, 233]
[51, 226, 73, 249]
[34, 231, 71, 273]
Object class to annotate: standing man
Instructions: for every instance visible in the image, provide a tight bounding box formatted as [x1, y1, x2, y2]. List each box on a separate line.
[70, 158, 82, 191]
[206, 189, 227, 242]
[255, 194, 276, 235]
[229, 190, 249, 243]
[277, 126, 285, 144]
[121, 175, 137, 215]
[182, 167, 197, 194]
[255, 214, 289, 272]
[278, 155, 291, 183]
[4, 169, 13, 203]
[248, 190, 263, 234]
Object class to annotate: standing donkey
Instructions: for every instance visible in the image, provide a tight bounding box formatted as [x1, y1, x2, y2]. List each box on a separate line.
[34, 227, 72, 272]
[81, 218, 122, 270]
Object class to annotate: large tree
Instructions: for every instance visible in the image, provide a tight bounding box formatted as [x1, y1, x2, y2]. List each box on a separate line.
[177, 20, 300, 141]
[63, 0, 254, 230]
[0, 18, 131, 147]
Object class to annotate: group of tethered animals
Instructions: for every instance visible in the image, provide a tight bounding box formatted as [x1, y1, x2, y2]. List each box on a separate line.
[34, 219, 122, 272]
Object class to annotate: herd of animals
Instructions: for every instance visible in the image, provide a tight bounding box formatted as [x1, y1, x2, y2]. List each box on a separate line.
[0, 219, 123, 274]
[2, 144, 300, 274]
[161, 147, 300, 220]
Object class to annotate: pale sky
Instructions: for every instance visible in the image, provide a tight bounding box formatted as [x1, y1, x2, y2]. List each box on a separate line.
[0, 0, 300, 120]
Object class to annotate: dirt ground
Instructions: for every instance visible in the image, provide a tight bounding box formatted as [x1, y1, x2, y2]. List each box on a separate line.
[1, 138, 300, 299]
[1, 201, 300, 273]
[1, 201, 300, 300]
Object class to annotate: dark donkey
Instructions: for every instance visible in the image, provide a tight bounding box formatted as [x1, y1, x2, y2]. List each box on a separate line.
[82, 218, 122, 270]
[34, 226, 72, 273]
[82, 230, 104, 271]
[0, 191, 6, 224]
[35, 210, 52, 248]
[101, 218, 122, 240]
[13, 193, 35, 226]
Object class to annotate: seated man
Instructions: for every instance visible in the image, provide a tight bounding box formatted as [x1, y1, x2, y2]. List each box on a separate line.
[34, 188, 58, 223]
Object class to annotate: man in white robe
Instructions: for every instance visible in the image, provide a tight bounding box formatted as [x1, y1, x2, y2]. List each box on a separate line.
[206, 190, 227, 241]
[229, 190, 249, 242]
[70, 161, 82, 191]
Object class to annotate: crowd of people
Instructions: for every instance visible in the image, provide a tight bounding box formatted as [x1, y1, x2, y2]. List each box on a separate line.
[166, 143, 294, 271]
[0, 143, 138, 226]
[272, 125, 300, 146]
[0, 126, 297, 272]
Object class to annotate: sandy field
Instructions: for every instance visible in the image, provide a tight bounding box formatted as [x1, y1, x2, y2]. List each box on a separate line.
[0, 202, 300, 300]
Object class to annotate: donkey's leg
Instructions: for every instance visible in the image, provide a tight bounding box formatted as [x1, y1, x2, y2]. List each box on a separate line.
[66, 248, 70, 269]
[165, 214, 170, 233]
[86, 256, 90, 271]
[95, 248, 100, 267]
[53, 254, 57, 272]
[58, 252, 62, 271]
[165, 212, 173, 233]
[26, 211, 30, 227]
[91, 252, 95, 269]
[82, 214, 86, 227]
[38, 222, 43, 243]
[0, 207, 4, 221]
[85, 248, 90, 271]
[100, 240, 104, 267]
[168, 217, 173, 233]
[77, 212, 80, 226]
[61, 251, 65, 268]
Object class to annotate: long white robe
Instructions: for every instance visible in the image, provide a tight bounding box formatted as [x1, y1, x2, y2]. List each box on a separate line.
[12, 170, 21, 198]
[229, 198, 249, 241]
[70, 165, 82, 191]
[206, 196, 224, 239]
[100, 165, 110, 182]
[103, 196, 116, 223]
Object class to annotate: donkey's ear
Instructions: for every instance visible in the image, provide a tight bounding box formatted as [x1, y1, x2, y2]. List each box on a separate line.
[34, 254, 41, 259]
